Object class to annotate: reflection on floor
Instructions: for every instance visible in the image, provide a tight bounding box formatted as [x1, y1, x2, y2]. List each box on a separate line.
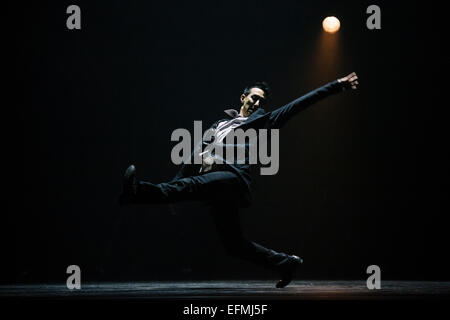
[1, 280, 450, 300]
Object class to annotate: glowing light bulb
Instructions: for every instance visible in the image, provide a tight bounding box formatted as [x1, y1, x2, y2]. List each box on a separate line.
[322, 16, 340, 33]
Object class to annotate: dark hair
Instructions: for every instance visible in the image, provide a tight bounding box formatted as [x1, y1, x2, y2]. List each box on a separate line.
[243, 81, 271, 99]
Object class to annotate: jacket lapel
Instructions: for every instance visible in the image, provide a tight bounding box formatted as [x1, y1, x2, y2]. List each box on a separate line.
[222, 108, 269, 129]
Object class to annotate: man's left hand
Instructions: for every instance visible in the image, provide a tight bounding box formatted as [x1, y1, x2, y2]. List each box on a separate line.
[338, 72, 359, 90]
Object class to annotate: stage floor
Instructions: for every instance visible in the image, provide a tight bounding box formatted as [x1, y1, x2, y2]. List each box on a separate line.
[1, 280, 450, 300]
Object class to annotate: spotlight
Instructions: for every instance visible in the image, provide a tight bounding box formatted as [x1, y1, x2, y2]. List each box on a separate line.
[322, 16, 340, 33]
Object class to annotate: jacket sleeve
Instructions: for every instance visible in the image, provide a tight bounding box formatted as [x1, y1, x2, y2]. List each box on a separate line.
[268, 80, 343, 129]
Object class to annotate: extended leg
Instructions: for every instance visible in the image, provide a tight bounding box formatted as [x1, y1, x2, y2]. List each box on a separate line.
[119, 165, 245, 205]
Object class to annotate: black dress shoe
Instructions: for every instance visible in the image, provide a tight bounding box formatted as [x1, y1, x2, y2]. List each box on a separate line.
[119, 165, 137, 205]
[275, 255, 303, 288]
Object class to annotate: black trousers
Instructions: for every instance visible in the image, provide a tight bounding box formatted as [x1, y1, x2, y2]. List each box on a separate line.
[136, 170, 292, 273]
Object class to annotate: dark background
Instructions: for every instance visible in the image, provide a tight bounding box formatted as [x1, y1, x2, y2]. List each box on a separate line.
[3, 0, 449, 284]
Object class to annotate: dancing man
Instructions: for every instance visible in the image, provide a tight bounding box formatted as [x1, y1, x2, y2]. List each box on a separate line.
[119, 72, 359, 288]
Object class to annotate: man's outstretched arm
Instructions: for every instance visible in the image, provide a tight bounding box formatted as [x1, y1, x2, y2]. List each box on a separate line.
[268, 72, 359, 128]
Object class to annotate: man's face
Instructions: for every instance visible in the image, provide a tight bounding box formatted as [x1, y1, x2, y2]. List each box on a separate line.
[240, 87, 266, 117]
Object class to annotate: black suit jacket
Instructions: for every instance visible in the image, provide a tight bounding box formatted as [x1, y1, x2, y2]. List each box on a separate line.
[172, 80, 345, 203]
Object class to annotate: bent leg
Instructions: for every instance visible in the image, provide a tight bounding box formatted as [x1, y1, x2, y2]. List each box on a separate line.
[211, 205, 292, 272]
